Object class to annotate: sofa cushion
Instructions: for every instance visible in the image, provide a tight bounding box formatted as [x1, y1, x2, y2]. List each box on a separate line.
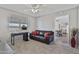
[39, 32, 44, 36]
[32, 31, 38, 36]
[36, 30, 54, 35]
[35, 36, 45, 40]
[44, 32, 49, 39]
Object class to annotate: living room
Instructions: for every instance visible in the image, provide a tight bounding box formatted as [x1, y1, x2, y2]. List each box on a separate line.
[0, 4, 79, 54]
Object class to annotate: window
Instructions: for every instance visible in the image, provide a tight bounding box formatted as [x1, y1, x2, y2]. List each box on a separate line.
[20, 24, 28, 27]
[8, 15, 28, 29]
[9, 23, 19, 28]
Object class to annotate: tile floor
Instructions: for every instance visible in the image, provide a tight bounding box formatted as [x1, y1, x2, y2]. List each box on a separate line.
[9, 38, 79, 54]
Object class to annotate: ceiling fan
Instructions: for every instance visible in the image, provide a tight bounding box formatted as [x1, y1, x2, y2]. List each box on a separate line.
[24, 4, 47, 14]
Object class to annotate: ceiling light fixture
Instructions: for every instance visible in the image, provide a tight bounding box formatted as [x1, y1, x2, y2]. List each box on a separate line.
[31, 4, 41, 13]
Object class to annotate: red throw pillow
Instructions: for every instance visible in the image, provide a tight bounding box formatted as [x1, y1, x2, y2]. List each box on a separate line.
[44, 32, 49, 39]
[32, 31, 38, 36]
[36, 31, 39, 35]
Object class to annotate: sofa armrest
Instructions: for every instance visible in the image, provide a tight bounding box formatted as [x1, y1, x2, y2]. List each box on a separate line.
[29, 33, 32, 38]
[46, 35, 54, 41]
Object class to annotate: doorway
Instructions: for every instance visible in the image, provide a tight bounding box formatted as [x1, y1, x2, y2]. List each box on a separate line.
[55, 15, 70, 47]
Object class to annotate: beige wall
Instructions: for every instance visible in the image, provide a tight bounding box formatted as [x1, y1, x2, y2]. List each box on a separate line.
[37, 8, 78, 31]
[0, 8, 36, 41]
[36, 14, 55, 31]
[28, 16, 36, 33]
[0, 6, 78, 42]
[36, 7, 78, 42]
[55, 8, 78, 44]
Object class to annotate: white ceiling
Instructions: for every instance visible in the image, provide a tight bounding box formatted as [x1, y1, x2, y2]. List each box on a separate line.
[0, 4, 78, 17]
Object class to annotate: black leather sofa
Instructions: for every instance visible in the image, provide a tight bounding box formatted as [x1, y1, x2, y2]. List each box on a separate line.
[29, 30, 54, 44]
